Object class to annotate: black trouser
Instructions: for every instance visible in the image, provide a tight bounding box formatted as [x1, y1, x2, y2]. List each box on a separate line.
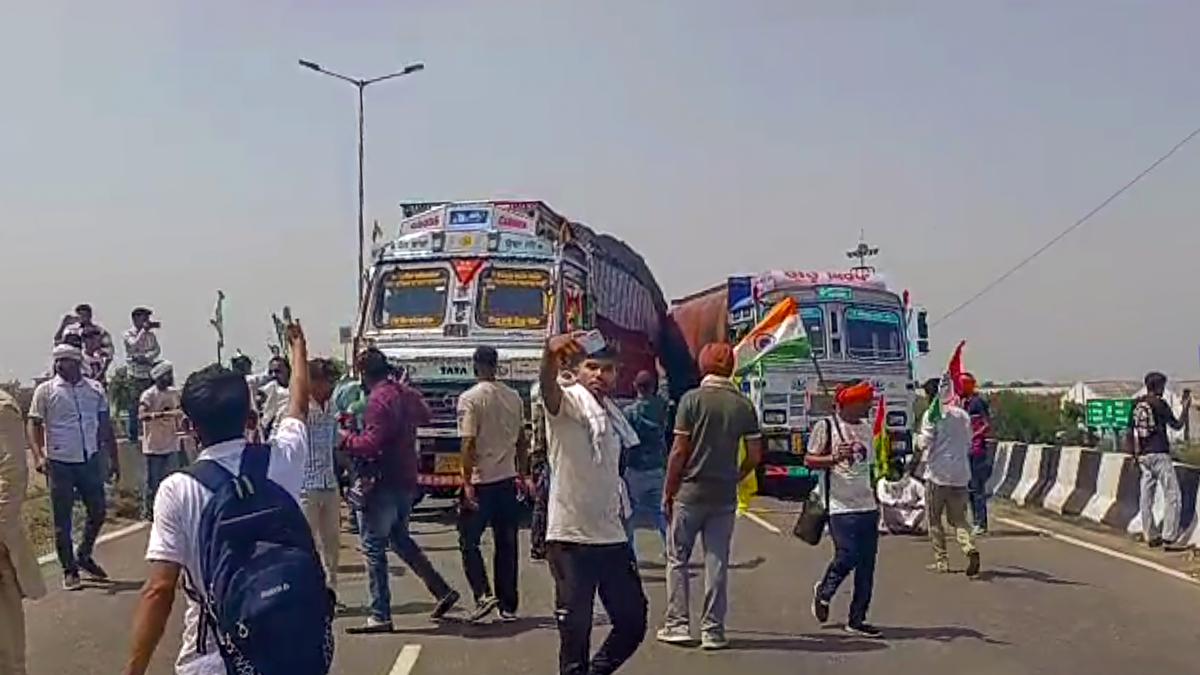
[530, 462, 550, 559]
[546, 541, 647, 675]
[816, 511, 880, 625]
[458, 478, 521, 612]
[49, 454, 107, 575]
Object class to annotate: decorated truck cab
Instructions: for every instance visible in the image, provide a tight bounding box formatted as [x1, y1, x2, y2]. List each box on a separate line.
[669, 269, 928, 489]
[356, 200, 682, 497]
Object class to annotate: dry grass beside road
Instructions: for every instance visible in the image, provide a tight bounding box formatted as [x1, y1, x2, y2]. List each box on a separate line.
[21, 485, 141, 557]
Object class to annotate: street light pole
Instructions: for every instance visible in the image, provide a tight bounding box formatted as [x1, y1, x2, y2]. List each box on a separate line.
[299, 59, 425, 312]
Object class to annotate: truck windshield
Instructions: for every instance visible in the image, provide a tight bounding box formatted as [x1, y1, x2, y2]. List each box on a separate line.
[800, 306, 826, 358]
[845, 306, 904, 361]
[375, 267, 449, 329]
[476, 267, 550, 330]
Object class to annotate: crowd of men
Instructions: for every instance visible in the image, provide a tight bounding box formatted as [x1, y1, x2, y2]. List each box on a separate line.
[0, 311, 1194, 674]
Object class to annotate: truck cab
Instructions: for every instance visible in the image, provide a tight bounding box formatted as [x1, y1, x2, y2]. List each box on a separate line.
[725, 270, 924, 471]
[356, 201, 592, 497]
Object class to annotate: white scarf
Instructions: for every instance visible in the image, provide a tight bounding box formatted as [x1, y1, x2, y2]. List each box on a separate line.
[562, 383, 640, 464]
[701, 374, 741, 391]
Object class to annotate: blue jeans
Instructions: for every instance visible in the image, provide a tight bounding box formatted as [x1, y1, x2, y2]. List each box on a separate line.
[968, 453, 992, 531]
[817, 511, 880, 625]
[361, 487, 452, 623]
[48, 454, 107, 575]
[142, 453, 181, 520]
[624, 468, 667, 554]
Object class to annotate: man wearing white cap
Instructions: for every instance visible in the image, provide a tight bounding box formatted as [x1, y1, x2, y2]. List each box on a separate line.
[138, 361, 183, 520]
[26, 344, 117, 590]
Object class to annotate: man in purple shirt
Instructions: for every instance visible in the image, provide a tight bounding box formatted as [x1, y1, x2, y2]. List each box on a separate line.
[343, 348, 461, 634]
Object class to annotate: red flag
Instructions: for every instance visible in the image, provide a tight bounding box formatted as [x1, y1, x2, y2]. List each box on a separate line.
[947, 340, 966, 397]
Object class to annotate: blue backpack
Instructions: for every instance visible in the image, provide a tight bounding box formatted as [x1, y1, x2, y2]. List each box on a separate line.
[183, 445, 334, 675]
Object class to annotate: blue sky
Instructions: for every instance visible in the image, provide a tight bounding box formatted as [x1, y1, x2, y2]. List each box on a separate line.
[3, 1, 1199, 383]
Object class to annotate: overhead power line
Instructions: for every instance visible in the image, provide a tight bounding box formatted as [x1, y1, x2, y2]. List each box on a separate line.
[933, 123, 1200, 328]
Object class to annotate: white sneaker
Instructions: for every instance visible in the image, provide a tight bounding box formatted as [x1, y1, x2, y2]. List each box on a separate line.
[701, 634, 730, 651]
[656, 626, 695, 646]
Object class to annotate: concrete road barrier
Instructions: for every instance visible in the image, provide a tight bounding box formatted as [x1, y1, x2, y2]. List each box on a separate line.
[991, 441, 1200, 549]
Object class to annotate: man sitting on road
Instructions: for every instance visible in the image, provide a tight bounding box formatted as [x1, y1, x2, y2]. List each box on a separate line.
[914, 378, 980, 577]
[26, 344, 117, 590]
[659, 343, 763, 651]
[457, 346, 529, 623]
[343, 348, 461, 634]
[1130, 372, 1190, 552]
[540, 332, 647, 675]
[123, 320, 311, 675]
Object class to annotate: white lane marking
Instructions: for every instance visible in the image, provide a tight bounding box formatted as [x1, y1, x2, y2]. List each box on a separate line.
[741, 510, 783, 535]
[38, 521, 149, 567]
[389, 644, 422, 675]
[996, 516, 1198, 587]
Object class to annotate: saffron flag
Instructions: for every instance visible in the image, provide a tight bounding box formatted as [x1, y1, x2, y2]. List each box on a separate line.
[929, 340, 966, 425]
[734, 297, 812, 374]
[872, 396, 893, 482]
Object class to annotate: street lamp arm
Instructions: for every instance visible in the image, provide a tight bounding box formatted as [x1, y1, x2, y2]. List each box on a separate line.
[298, 60, 362, 87]
[362, 64, 425, 86]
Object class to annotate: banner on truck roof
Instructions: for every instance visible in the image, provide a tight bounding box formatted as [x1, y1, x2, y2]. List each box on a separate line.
[447, 207, 491, 230]
[758, 270, 887, 293]
[495, 210, 536, 234]
[399, 210, 443, 235]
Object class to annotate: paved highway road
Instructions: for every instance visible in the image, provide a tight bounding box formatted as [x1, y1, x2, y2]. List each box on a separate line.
[24, 498, 1200, 674]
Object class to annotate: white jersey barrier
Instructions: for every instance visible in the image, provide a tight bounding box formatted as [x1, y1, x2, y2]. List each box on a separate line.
[989, 442, 1200, 549]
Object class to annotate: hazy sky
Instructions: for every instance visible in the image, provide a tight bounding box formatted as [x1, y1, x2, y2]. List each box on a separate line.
[3, 1, 1199, 384]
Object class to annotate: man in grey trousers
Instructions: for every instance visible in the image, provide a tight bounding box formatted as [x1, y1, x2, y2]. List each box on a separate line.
[658, 343, 763, 651]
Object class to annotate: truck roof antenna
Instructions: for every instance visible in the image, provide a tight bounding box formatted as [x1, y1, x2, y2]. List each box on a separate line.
[846, 230, 879, 274]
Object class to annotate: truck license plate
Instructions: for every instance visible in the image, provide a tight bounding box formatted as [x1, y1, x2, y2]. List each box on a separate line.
[435, 455, 462, 475]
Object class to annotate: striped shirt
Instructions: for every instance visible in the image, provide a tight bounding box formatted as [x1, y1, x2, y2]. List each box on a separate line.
[298, 399, 339, 493]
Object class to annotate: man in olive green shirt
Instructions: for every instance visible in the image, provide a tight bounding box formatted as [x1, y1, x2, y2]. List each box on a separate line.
[659, 343, 763, 650]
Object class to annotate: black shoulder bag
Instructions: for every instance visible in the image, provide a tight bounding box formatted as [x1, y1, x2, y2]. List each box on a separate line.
[793, 419, 839, 545]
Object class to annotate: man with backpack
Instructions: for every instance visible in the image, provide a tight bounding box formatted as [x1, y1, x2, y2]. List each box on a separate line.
[124, 320, 335, 675]
[1130, 372, 1190, 551]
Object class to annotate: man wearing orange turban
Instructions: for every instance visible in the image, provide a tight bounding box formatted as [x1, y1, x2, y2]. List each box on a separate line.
[660, 342, 762, 649]
[804, 378, 884, 638]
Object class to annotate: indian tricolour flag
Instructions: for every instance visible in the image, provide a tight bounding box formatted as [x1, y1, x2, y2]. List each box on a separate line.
[734, 297, 812, 375]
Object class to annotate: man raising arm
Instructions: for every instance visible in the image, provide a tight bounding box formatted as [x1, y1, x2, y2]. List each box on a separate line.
[124, 321, 308, 675]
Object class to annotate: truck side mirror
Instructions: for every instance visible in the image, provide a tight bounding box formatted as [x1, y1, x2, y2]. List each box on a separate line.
[916, 309, 930, 354]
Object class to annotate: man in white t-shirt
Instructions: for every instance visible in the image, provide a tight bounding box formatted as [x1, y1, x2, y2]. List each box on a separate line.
[914, 378, 980, 577]
[805, 380, 883, 639]
[540, 332, 647, 675]
[123, 322, 311, 675]
[457, 346, 529, 623]
[139, 361, 185, 521]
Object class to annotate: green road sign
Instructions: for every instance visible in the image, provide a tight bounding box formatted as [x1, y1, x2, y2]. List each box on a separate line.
[1085, 398, 1133, 430]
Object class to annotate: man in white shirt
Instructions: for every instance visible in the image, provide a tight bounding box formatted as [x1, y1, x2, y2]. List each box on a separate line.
[258, 356, 291, 439]
[540, 332, 647, 675]
[805, 380, 883, 639]
[139, 361, 184, 520]
[26, 344, 117, 590]
[124, 307, 162, 444]
[123, 321, 311, 675]
[457, 346, 529, 623]
[299, 358, 343, 607]
[914, 378, 980, 577]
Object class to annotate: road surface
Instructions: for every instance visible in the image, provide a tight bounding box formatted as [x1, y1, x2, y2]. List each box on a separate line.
[23, 498, 1200, 674]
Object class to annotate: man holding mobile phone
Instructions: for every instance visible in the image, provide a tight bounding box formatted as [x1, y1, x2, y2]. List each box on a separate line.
[124, 307, 162, 443]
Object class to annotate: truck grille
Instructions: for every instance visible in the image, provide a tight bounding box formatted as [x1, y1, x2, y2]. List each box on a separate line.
[415, 381, 533, 429]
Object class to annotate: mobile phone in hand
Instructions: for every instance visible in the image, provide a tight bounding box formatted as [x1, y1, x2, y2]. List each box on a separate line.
[578, 329, 606, 355]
